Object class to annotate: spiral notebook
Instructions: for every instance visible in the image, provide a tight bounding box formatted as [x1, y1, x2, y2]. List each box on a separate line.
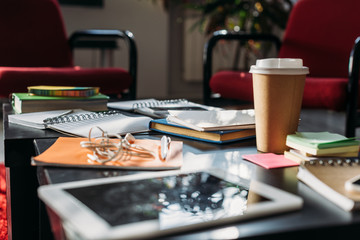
[8, 109, 152, 137]
[107, 98, 219, 118]
[297, 158, 360, 211]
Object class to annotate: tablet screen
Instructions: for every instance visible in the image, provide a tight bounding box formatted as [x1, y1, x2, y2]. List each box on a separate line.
[64, 172, 269, 229]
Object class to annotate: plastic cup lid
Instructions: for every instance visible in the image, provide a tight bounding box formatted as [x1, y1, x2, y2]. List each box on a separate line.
[249, 58, 309, 75]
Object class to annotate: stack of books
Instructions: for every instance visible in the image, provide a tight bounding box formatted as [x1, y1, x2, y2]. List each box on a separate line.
[284, 132, 360, 163]
[12, 86, 108, 113]
[149, 110, 256, 144]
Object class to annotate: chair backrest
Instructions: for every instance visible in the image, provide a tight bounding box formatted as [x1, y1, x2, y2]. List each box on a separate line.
[278, 0, 360, 78]
[0, 0, 73, 67]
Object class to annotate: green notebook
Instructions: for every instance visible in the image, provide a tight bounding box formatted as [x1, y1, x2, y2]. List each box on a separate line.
[13, 92, 108, 101]
[286, 132, 360, 156]
[12, 93, 109, 113]
[287, 132, 359, 149]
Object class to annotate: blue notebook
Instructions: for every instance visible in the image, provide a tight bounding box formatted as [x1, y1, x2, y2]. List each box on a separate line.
[149, 118, 255, 144]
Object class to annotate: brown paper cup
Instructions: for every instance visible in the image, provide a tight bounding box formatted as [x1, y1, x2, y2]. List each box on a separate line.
[252, 73, 306, 153]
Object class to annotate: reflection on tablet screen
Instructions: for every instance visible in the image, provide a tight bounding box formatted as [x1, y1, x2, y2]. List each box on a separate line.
[65, 172, 269, 229]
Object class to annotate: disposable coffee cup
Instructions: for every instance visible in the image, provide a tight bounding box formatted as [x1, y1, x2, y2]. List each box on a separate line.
[249, 58, 309, 153]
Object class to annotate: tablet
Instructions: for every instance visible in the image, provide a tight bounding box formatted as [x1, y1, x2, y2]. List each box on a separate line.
[38, 169, 303, 239]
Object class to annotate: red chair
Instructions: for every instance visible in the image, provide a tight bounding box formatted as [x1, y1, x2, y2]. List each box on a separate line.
[0, 0, 137, 100]
[203, 0, 360, 137]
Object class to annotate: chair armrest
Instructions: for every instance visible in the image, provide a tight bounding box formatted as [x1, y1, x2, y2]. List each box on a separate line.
[346, 36, 360, 137]
[69, 29, 137, 99]
[203, 29, 281, 105]
[69, 29, 120, 49]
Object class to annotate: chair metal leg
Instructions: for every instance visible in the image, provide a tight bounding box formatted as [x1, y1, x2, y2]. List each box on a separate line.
[346, 37, 360, 138]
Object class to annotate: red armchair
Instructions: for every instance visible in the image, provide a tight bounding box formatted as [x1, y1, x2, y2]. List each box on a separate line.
[0, 0, 137, 100]
[203, 0, 360, 137]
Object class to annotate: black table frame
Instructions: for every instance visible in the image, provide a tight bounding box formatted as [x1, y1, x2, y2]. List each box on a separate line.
[3, 103, 62, 240]
[35, 138, 360, 240]
[4, 102, 360, 240]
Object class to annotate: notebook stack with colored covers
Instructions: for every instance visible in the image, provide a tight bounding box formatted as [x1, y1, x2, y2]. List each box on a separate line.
[149, 119, 255, 144]
[150, 110, 256, 144]
[285, 132, 359, 164]
[12, 92, 109, 113]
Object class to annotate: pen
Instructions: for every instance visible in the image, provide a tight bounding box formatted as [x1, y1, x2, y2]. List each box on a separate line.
[160, 136, 171, 161]
[43, 110, 73, 125]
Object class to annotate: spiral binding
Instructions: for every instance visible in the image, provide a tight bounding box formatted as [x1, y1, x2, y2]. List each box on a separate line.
[43, 110, 122, 125]
[307, 158, 360, 166]
[132, 99, 188, 109]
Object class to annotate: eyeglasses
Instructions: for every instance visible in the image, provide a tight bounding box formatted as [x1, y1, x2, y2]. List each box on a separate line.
[80, 126, 171, 164]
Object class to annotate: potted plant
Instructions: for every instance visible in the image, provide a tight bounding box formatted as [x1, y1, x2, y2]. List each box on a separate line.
[175, 0, 293, 70]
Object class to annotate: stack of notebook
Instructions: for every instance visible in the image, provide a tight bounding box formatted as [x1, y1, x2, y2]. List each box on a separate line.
[284, 132, 360, 163]
[12, 86, 108, 113]
[149, 110, 256, 144]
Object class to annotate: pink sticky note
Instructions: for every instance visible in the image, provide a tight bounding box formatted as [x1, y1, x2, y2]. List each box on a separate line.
[242, 153, 299, 169]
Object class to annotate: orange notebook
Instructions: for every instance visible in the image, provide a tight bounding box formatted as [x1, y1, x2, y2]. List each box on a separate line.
[32, 137, 183, 170]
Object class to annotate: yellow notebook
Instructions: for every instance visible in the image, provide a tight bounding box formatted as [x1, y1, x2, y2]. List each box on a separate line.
[284, 149, 359, 164]
[286, 141, 359, 156]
